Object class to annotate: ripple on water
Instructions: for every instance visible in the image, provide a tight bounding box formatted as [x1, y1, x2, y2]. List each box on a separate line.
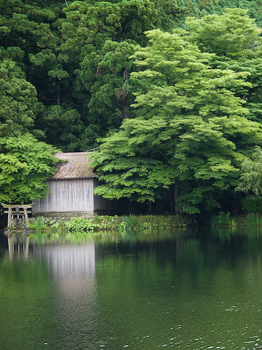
[2, 232, 262, 350]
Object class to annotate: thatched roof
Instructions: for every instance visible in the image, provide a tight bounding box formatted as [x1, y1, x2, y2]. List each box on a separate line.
[52, 152, 98, 180]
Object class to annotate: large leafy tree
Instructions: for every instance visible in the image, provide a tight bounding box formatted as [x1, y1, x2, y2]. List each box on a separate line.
[2, 1, 262, 153]
[186, 9, 262, 123]
[58, 0, 159, 144]
[0, 134, 60, 204]
[0, 0, 63, 101]
[92, 27, 262, 215]
[0, 0, 68, 140]
[187, 8, 261, 58]
[0, 57, 40, 137]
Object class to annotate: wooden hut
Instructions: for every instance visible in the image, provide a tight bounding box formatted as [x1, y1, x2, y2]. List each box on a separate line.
[33, 152, 116, 217]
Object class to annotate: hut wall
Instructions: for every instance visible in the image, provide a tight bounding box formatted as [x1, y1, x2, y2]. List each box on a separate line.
[33, 179, 94, 214]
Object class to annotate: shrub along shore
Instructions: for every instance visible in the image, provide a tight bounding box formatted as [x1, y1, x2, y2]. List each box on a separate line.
[29, 210, 262, 232]
[210, 212, 262, 228]
[27, 215, 187, 234]
[5, 210, 262, 234]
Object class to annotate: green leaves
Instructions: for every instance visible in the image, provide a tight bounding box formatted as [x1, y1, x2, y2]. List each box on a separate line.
[93, 24, 262, 214]
[0, 58, 39, 137]
[65, 218, 98, 232]
[2, 2, 262, 215]
[0, 134, 60, 204]
[187, 9, 261, 58]
[37, 105, 94, 151]
[236, 146, 262, 196]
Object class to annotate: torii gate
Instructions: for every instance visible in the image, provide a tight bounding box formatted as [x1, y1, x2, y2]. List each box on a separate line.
[1, 203, 33, 230]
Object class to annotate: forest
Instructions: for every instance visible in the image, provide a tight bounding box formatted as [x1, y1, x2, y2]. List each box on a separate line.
[1, 0, 262, 220]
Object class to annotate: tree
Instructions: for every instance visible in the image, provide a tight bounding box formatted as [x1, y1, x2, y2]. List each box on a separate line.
[36, 105, 98, 152]
[2, 1, 262, 154]
[187, 8, 261, 59]
[0, 58, 40, 137]
[0, 134, 60, 204]
[186, 9, 262, 124]
[92, 28, 262, 215]
[58, 0, 159, 142]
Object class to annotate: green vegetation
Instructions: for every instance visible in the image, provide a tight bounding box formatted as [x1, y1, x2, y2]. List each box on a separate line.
[210, 211, 237, 228]
[27, 214, 185, 234]
[237, 147, 262, 196]
[209, 211, 262, 228]
[26, 214, 189, 246]
[0, 135, 60, 204]
[242, 195, 262, 213]
[64, 217, 98, 232]
[92, 10, 262, 215]
[245, 212, 261, 227]
[2, 1, 262, 221]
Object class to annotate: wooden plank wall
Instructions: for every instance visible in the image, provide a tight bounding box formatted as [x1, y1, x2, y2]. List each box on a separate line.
[33, 179, 94, 213]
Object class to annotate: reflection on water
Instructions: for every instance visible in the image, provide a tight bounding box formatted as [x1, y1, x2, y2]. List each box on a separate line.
[0, 229, 262, 349]
[0, 233, 98, 350]
[36, 243, 97, 350]
[37, 243, 95, 279]
[7, 234, 30, 260]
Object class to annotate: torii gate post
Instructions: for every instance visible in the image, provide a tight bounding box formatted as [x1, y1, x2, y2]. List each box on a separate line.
[1, 203, 33, 231]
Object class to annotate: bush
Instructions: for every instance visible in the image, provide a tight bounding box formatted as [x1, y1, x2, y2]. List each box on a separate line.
[120, 215, 136, 232]
[29, 217, 47, 231]
[64, 218, 98, 232]
[210, 211, 237, 227]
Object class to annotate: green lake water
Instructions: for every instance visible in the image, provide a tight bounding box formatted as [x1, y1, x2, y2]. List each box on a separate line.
[0, 228, 262, 349]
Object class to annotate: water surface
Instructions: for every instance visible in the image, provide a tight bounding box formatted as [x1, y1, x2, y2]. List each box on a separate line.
[0, 228, 262, 349]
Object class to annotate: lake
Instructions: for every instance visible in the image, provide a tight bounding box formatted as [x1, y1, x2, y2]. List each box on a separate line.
[0, 228, 262, 349]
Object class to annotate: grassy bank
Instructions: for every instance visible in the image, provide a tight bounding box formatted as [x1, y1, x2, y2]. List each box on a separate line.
[27, 214, 187, 234]
[7, 212, 262, 233]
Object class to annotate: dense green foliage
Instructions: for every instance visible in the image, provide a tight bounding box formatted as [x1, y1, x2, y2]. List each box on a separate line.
[242, 195, 262, 213]
[237, 146, 262, 195]
[2, 1, 262, 216]
[92, 13, 262, 215]
[0, 59, 40, 137]
[236, 146, 262, 212]
[0, 135, 60, 204]
[1, 1, 262, 150]
[28, 214, 184, 235]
